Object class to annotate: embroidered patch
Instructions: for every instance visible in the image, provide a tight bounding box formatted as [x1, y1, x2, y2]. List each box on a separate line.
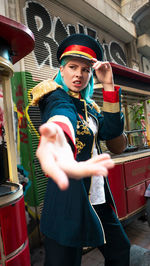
[75, 137, 86, 154]
[76, 120, 91, 135]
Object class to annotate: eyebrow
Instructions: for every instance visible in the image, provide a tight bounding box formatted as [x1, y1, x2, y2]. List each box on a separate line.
[68, 62, 91, 68]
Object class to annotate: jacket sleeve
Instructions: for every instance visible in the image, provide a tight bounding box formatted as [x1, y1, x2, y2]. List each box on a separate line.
[97, 86, 124, 140]
[39, 88, 78, 156]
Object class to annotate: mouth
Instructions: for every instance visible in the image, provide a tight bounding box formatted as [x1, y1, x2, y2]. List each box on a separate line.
[73, 80, 82, 87]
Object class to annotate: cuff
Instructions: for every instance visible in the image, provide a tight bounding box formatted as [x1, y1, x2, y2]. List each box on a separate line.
[47, 115, 77, 158]
[53, 121, 77, 158]
[102, 86, 120, 113]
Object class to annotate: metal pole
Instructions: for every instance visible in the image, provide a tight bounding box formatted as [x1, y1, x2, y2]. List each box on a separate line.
[0, 54, 18, 183]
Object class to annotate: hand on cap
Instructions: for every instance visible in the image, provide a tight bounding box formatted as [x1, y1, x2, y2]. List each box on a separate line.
[36, 122, 114, 190]
[91, 58, 114, 91]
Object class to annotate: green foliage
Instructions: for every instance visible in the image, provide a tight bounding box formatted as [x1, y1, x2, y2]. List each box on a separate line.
[129, 102, 145, 128]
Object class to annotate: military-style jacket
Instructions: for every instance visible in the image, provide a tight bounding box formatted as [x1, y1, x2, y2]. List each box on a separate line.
[31, 80, 124, 247]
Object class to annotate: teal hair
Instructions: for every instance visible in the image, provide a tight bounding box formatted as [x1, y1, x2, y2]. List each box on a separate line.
[54, 57, 94, 103]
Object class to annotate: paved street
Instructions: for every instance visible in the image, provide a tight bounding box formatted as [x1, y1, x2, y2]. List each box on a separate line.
[31, 218, 150, 266]
[81, 218, 150, 266]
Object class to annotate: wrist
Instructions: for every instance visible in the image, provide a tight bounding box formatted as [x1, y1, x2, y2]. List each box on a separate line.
[103, 83, 114, 91]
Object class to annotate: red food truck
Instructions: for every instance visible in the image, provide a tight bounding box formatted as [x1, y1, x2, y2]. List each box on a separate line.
[0, 15, 34, 266]
[94, 62, 150, 226]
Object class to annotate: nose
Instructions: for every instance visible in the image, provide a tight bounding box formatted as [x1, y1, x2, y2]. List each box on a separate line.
[75, 68, 82, 77]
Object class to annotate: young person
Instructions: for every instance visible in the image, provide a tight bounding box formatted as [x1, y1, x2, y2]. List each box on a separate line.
[31, 34, 130, 266]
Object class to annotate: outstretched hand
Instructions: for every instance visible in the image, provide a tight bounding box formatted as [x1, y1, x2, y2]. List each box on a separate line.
[36, 122, 115, 190]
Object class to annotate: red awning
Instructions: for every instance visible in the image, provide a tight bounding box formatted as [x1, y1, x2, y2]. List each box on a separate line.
[0, 15, 35, 64]
[110, 62, 150, 84]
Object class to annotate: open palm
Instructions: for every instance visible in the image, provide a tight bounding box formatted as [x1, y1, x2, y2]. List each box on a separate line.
[36, 122, 114, 190]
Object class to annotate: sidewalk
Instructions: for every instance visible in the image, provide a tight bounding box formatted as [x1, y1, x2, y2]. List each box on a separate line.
[31, 218, 150, 266]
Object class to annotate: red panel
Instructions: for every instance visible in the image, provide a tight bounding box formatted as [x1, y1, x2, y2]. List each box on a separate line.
[110, 62, 150, 84]
[127, 183, 146, 214]
[5, 239, 31, 266]
[124, 157, 150, 188]
[108, 164, 127, 219]
[0, 196, 27, 256]
[0, 15, 35, 64]
[146, 179, 150, 187]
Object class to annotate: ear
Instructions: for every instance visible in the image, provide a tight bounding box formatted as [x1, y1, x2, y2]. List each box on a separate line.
[89, 70, 92, 78]
[88, 69, 92, 81]
[60, 66, 64, 77]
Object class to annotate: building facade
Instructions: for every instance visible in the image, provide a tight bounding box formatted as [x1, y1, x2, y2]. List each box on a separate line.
[0, 0, 150, 246]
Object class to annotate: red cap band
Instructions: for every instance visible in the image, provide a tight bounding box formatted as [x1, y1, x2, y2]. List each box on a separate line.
[60, 44, 97, 60]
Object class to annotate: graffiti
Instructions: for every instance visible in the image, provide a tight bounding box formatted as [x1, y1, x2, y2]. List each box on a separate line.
[20, 129, 28, 144]
[11, 72, 40, 208]
[19, 115, 27, 129]
[24, 1, 127, 68]
[17, 164, 31, 196]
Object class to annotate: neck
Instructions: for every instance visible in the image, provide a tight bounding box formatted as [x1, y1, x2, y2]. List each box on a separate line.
[68, 90, 81, 99]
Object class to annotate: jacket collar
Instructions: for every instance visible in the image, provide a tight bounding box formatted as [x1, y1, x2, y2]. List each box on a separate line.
[67, 90, 81, 99]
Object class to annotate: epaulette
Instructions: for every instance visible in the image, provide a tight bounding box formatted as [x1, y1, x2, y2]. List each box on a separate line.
[31, 79, 62, 106]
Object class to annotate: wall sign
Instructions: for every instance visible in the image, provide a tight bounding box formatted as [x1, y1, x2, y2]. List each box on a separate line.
[24, 1, 127, 68]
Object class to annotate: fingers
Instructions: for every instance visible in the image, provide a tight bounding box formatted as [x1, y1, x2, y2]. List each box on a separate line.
[39, 122, 67, 145]
[37, 122, 114, 187]
[88, 165, 109, 177]
[46, 163, 69, 190]
[37, 122, 72, 190]
[63, 153, 114, 179]
[39, 123, 57, 141]
[36, 147, 69, 190]
[83, 155, 114, 177]
[88, 153, 111, 162]
[91, 58, 111, 69]
[92, 61, 111, 71]
[88, 153, 114, 168]
[88, 159, 114, 177]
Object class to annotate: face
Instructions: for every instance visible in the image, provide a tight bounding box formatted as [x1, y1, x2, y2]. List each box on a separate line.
[60, 57, 92, 92]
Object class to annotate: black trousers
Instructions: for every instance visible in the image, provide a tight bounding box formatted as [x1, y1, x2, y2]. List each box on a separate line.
[44, 203, 130, 266]
[94, 203, 130, 266]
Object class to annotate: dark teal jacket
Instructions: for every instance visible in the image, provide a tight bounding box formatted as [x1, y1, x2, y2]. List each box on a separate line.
[39, 87, 124, 247]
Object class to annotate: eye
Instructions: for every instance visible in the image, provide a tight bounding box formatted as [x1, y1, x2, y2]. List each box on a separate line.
[69, 65, 76, 69]
[83, 68, 90, 73]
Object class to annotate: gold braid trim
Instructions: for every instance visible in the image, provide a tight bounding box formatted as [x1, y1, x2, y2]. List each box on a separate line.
[31, 79, 62, 106]
[91, 101, 101, 113]
[102, 101, 120, 113]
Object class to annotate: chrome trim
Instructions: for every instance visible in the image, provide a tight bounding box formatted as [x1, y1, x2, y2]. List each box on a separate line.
[119, 206, 146, 221]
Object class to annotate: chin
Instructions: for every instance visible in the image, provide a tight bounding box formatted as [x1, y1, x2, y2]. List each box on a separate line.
[71, 88, 81, 92]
